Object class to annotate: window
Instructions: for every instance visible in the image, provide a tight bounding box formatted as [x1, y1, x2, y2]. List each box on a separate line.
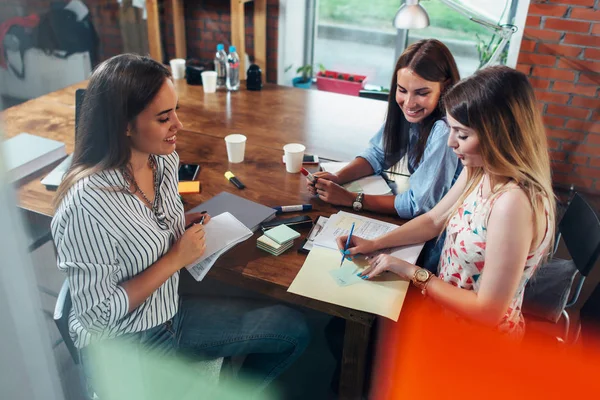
[279, 0, 529, 88]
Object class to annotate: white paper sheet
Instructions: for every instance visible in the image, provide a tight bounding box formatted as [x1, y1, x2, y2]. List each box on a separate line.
[320, 162, 392, 195]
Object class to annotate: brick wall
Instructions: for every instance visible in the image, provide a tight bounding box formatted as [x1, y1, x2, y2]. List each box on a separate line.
[1, 0, 279, 83]
[517, 0, 600, 194]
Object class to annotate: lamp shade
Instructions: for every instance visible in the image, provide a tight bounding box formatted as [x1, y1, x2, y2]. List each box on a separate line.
[393, 0, 430, 29]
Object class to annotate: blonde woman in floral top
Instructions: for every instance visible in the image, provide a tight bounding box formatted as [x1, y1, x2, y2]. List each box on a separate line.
[336, 66, 555, 338]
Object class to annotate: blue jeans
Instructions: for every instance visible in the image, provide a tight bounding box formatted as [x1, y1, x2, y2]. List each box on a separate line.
[81, 296, 310, 396]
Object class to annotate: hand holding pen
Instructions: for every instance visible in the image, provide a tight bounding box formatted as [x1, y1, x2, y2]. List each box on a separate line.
[174, 214, 209, 269]
[336, 231, 378, 261]
[339, 222, 356, 267]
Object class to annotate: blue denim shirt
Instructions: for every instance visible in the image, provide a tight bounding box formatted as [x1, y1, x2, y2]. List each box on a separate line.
[358, 119, 463, 272]
[358, 119, 462, 219]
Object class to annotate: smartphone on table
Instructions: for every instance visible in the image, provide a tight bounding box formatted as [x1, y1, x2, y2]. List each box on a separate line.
[282, 154, 319, 165]
[178, 163, 200, 181]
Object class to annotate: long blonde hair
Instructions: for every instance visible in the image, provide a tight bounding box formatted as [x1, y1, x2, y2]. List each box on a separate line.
[443, 66, 555, 252]
[53, 54, 172, 210]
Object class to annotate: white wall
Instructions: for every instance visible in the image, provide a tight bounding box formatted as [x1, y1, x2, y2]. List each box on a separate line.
[277, 0, 309, 85]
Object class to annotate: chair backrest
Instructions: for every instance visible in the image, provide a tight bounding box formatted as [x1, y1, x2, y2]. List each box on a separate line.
[559, 193, 600, 277]
[358, 90, 389, 102]
[53, 279, 79, 364]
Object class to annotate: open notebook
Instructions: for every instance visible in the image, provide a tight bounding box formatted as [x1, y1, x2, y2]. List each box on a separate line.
[185, 212, 253, 281]
[320, 162, 392, 195]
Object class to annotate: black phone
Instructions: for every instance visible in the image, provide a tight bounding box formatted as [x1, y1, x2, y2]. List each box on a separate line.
[261, 215, 313, 231]
[178, 163, 200, 181]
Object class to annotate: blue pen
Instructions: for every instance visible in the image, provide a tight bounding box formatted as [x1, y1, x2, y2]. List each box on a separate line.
[273, 204, 312, 214]
[340, 222, 356, 267]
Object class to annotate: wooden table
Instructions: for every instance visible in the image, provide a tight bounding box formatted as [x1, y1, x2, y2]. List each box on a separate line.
[2, 82, 391, 399]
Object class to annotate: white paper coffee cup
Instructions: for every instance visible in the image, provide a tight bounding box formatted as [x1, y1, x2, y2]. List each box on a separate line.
[283, 143, 306, 173]
[201, 71, 218, 93]
[224, 134, 247, 163]
[170, 58, 186, 79]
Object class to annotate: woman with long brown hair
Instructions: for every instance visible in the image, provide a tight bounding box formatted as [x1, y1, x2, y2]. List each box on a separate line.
[307, 39, 462, 271]
[338, 66, 555, 338]
[51, 54, 308, 395]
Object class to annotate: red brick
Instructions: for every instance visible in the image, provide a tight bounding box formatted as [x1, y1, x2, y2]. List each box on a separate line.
[552, 161, 575, 174]
[547, 128, 586, 142]
[528, 3, 568, 16]
[548, 138, 561, 149]
[529, 77, 551, 90]
[592, 158, 600, 168]
[535, 90, 570, 104]
[584, 48, 600, 60]
[577, 144, 600, 155]
[558, 58, 600, 74]
[565, 119, 598, 132]
[544, 115, 566, 128]
[571, 96, 600, 109]
[545, 18, 590, 33]
[537, 43, 582, 58]
[524, 28, 562, 42]
[575, 166, 600, 179]
[564, 33, 598, 46]
[570, 7, 599, 20]
[533, 67, 576, 81]
[520, 39, 537, 52]
[550, 151, 567, 162]
[552, 173, 594, 190]
[592, 124, 600, 134]
[578, 73, 600, 85]
[553, 81, 597, 96]
[568, 154, 590, 165]
[588, 134, 600, 146]
[548, 0, 595, 5]
[526, 15, 542, 27]
[546, 104, 590, 119]
[519, 53, 557, 66]
[593, 24, 600, 35]
[516, 64, 532, 75]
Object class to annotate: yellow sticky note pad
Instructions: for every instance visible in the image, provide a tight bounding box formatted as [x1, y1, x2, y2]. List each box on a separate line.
[178, 181, 200, 194]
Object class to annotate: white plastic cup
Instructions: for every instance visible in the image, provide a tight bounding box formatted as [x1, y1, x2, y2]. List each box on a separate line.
[201, 71, 218, 93]
[170, 58, 186, 79]
[224, 134, 247, 163]
[283, 143, 306, 173]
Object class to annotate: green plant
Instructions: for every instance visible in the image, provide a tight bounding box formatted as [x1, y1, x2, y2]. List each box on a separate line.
[475, 33, 509, 68]
[285, 63, 326, 83]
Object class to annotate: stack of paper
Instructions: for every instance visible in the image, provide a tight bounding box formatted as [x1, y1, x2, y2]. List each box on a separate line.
[185, 212, 253, 281]
[288, 211, 425, 321]
[257, 225, 300, 256]
[320, 162, 392, 195]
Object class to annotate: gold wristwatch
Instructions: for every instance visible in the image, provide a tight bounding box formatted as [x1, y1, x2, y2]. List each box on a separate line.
[411, 268, 433, 295]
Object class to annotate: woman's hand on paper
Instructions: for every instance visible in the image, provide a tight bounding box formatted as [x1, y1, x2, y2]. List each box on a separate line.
[306, 172, 340, 196]
[171, 224, 207, 269]
[358, 254, 418, 281]
[336, 235, 377, 258]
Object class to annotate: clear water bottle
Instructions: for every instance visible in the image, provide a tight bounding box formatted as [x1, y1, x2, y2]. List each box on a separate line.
[214, 43, 227, 89]
[226, 45, 240, 92]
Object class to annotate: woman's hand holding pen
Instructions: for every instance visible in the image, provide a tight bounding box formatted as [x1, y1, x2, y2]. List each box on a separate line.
[171, 214, 211, 269]
[335, 235, 377, 259]
[309, 173, 355, 206]
[306, 172, 340, 195]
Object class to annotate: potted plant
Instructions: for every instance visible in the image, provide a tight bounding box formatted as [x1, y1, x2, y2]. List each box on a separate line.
[288, 64, 325, 89]
[316, 69, 368, 97]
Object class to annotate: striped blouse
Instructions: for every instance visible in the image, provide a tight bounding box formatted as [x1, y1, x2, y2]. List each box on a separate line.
[51, 151, 185, 348]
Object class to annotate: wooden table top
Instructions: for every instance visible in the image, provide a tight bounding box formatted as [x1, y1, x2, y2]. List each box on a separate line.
[2, 81, 397, 324]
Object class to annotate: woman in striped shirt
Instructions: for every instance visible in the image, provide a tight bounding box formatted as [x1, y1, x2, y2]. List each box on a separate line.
[51, 54, 309, 394]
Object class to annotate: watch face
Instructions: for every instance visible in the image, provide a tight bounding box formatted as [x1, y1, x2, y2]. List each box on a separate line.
[415, 269, 429, 283]
[353, 201, 362, 211]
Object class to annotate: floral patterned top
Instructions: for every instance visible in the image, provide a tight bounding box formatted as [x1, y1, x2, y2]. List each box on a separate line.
[438, 176, 552, 337]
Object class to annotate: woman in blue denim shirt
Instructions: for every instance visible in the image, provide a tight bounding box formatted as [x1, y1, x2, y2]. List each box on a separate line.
[308, 39, 463, 271]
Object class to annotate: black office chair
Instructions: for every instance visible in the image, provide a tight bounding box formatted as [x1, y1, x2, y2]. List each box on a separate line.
[358, 90, 389, 102]
[524, 193, 600, 343]
[54, 279, 80, 364]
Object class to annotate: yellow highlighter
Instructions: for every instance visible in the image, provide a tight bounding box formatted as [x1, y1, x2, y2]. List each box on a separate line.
[225, 171, 245, 189]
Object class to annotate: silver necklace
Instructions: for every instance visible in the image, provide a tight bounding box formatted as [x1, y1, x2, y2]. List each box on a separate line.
[122, 156, 167, 225]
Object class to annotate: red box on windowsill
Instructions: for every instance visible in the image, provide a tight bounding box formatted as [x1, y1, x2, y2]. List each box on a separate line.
[316, 70, 367, 97]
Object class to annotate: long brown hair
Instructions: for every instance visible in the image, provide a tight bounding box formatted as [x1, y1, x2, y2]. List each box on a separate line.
[383, 39, 460, 165]
[443, 66, 555, 250]
[54, 54, 171, 209]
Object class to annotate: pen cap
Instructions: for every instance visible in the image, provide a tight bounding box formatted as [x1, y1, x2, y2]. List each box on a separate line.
[225, 171, 235, 180]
